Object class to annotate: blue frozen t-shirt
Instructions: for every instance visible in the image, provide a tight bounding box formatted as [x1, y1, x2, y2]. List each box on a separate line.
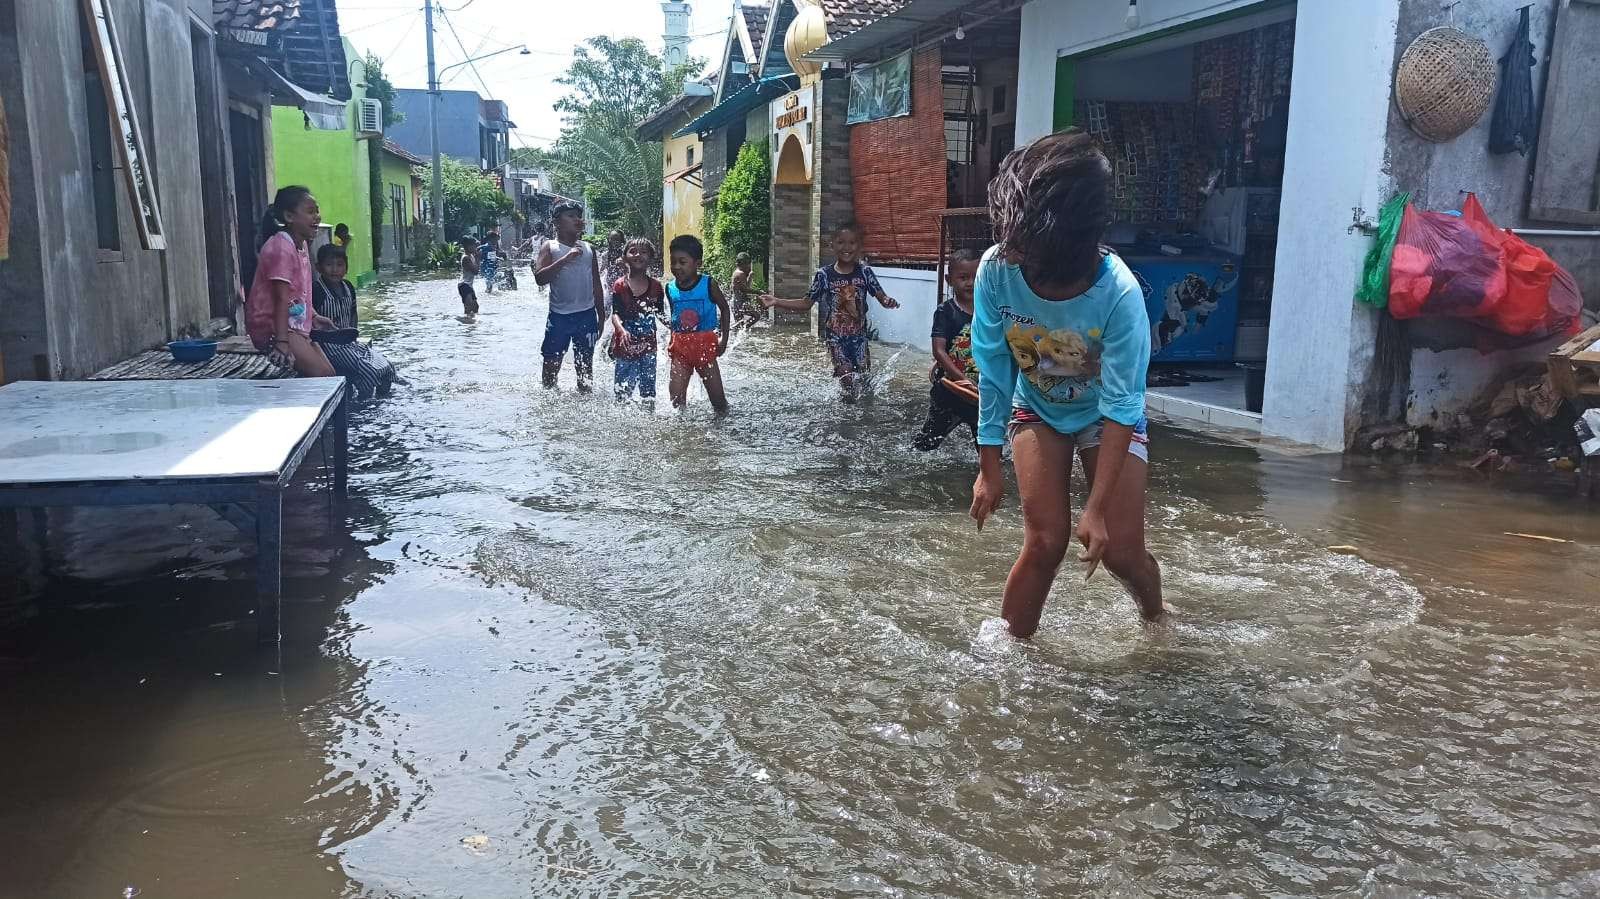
[970, 246, 1151, 446]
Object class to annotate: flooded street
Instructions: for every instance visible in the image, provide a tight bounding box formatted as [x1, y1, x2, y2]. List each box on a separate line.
[3, 273, 1599, 898]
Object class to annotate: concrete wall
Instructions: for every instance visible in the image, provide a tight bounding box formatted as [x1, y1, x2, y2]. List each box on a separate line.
[1259, 0, 1402, 450]
[1385, 0, 1600, 429]
[389, 88, 483, 165]
[271, 57, 374, 282]
[869, 266, 940, 350]
[3, 0, 213, 381]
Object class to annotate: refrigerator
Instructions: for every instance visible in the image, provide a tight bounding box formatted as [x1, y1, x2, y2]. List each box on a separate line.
[1116, 250, 1242, 363]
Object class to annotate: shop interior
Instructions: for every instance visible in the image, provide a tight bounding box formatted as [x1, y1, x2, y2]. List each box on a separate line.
[1066, 5, 1297, 418]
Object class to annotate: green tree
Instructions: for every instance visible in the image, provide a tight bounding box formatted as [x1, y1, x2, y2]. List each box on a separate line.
[544, 36, 700, 239]
[707, 140, 770, 286]
[417, 157, 513, 239]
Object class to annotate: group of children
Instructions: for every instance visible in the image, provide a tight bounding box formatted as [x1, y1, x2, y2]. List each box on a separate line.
[497, 130, 1166, 638]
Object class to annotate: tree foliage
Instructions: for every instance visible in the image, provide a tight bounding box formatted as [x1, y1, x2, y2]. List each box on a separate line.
[417, 157, 513, 239]
[707, 140, 770, 285]
[543, 36, 701, 239]
[363, 52, 404, 127]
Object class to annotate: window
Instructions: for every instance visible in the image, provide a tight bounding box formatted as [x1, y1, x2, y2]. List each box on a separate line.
[79, 5, 119, 251]
[687, 145, 695, 167]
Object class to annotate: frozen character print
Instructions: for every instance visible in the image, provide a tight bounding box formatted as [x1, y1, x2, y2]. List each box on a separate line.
[1006, 324, 1102, 399]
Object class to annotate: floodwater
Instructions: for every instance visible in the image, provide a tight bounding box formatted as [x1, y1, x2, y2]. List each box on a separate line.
[3, 273, 1598, 898]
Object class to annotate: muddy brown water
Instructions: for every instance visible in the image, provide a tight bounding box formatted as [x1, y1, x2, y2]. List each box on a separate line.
[2, 274, 1598, 898]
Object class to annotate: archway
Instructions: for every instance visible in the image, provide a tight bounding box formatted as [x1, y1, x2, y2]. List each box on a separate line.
[774, 134, 810, 185]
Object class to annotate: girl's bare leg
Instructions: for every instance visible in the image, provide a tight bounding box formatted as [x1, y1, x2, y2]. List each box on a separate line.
[1001, 423, 1075, 638]
[286, 332, 337, 378]
[1079, 448, 1164, 621]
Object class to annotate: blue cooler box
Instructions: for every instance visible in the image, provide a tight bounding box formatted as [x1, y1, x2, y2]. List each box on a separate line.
[1118, 251, 1242, 362]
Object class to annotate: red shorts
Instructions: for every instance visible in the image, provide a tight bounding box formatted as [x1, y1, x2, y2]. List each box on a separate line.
[669, 330, 719, 369]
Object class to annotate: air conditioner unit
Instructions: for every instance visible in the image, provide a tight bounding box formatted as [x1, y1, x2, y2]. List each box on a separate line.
[357, 98, 383, 139]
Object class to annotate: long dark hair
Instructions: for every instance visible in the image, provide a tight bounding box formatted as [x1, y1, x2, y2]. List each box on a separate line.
[987, 129, 1112, 287]
[257, 185, 314, 249]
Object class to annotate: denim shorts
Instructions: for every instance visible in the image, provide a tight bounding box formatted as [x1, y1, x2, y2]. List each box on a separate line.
[542, 309, 600, 361]
[1010, 407, 1150, 463]
[826, 333, 869, 374]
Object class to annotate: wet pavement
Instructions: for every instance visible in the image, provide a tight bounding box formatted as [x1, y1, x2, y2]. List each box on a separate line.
[2, 272, 1599, 898]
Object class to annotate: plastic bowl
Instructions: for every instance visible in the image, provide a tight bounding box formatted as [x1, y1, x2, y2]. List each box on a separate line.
[168, 339, 218, 364]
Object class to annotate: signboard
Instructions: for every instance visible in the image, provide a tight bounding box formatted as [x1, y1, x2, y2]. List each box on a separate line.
[770, 87, 815, 185]
[846, 51, 911, 125]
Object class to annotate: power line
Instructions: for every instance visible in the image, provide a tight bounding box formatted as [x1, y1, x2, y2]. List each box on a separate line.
[438, 5, 496, 97]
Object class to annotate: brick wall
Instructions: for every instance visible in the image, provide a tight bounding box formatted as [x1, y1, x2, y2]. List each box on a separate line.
[849, 47, 946, 265]
[771, 183, 815, 300]
[815, 77, 855, 258]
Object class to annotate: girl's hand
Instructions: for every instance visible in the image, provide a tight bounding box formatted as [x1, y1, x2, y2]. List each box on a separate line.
[970, 469, 1005, 530]
[313, 314, 336, 330]
[1075, 508, 1111, 570]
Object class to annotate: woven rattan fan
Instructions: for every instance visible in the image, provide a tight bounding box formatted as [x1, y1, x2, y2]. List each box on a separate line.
[1395, 26, 1498, 142]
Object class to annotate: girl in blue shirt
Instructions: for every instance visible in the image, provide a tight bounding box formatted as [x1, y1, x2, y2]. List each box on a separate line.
[968, 129, 1165, 637]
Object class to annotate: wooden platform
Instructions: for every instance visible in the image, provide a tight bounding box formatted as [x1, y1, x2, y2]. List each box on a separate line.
[1549, 323, 1600, 406]
[91, 337, 293, 381]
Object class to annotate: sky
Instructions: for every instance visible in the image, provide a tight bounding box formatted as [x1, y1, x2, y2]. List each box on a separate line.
[337, 0, 735, 148]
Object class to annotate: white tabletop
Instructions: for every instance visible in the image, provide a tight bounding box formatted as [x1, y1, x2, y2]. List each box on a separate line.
[0, 378, 343, 485]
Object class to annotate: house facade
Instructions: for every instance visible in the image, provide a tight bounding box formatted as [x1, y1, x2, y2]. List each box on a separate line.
[638, 80, 714, 244]
[1012, 0, 1599, 450]
[0, 0, 349, 383]
[378, 140, 424, 272]
[388, 88, 513, 170]
[272, 38, 376, 283]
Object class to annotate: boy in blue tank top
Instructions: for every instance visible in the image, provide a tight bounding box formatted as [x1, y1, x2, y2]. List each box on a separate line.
[968, 129, 1165, 638]
[665, 235, 731, 413]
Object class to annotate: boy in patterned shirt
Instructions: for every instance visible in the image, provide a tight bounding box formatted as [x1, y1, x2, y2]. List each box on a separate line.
[914, 248, 981, 450]
[761, 221, 899, 401]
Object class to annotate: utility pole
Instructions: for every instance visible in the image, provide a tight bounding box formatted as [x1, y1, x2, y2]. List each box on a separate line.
[425, 0, 444, 244]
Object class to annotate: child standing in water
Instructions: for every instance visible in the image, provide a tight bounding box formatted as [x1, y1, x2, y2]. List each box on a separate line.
[479, 229, 500, 294]
[535, 201, 605, 392]
[665, 235, 731, 413]
[761, 221, 899, 401]
[730, 252, 764, 330]
[913, 248, 981, 450]
[458, 236, 480, 315]
[968, 129, 1164, 637]
[609, 237, 666, 405]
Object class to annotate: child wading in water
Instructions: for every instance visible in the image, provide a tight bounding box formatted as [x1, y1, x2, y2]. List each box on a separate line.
[609, 237, 666, 405]
[914, 248, 982, 450]
[458, 236, 480, 315]
[968, 130, 1165, 637]
[761, 221, 899, 401]
[535, 201, 605, 392]
[730, 252, 764, 331]
[665, 235, 731, 413]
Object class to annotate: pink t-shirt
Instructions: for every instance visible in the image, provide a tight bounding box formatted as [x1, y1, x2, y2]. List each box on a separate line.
[246, 231, 313, 350]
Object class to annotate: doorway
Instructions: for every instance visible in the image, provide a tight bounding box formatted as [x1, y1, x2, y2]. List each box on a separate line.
[1061, 4, 1297, 424]
[228, 106, 265, 292]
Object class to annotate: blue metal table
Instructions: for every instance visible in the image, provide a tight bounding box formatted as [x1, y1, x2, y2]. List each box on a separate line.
[0, 378, 349, 643]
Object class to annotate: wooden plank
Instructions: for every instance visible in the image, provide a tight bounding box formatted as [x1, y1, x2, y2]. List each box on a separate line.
[1529, 0, 1600, 224]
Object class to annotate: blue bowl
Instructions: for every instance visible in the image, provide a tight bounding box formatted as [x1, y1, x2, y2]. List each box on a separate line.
[168, 339, 218, 363]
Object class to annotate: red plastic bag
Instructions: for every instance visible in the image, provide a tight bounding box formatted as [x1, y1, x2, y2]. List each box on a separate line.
[1389, 194, 1579, 340]
[1388, 194, 1507, 320]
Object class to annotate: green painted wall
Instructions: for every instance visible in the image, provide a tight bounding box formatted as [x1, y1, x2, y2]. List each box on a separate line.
[378, 152, 418, 264]
[272, 46, 375, 283]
